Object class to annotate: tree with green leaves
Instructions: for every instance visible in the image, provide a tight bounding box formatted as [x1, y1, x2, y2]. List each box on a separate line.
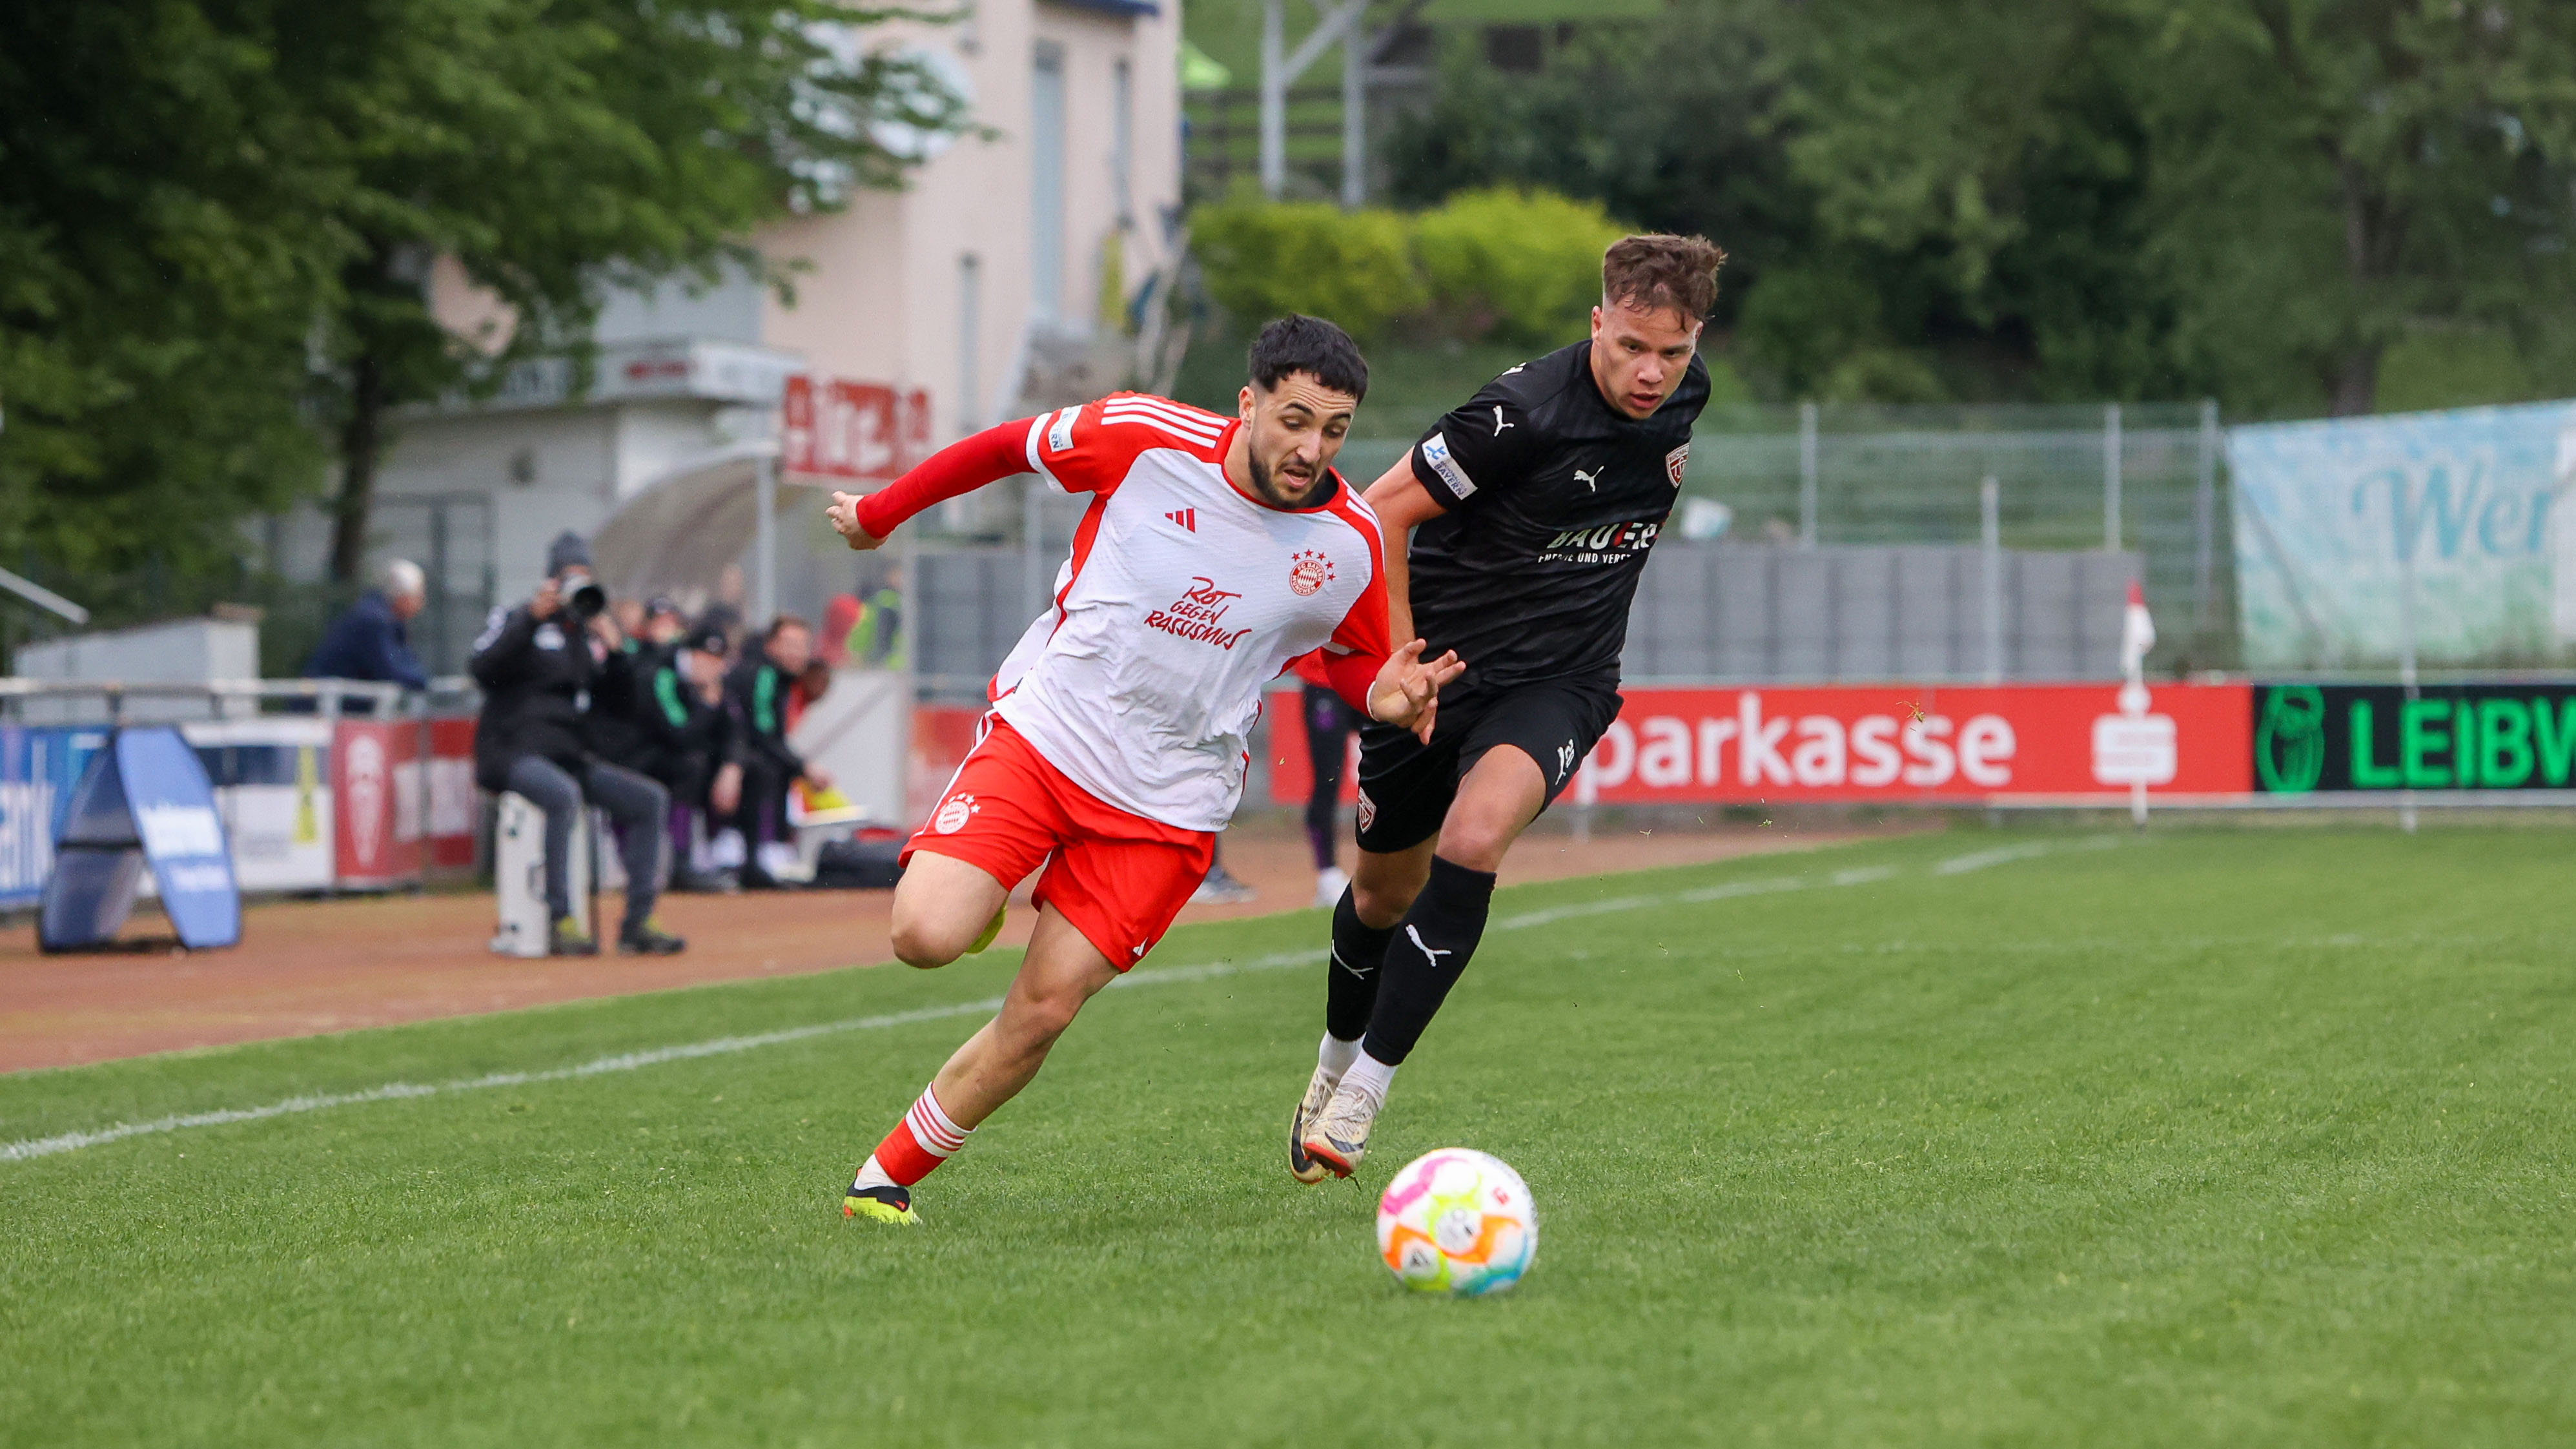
[2121, 0, 2576, 414]
[0, 0, 964, 608]
[299, 0, 967, 582]
[1379, 0, 2576, 415]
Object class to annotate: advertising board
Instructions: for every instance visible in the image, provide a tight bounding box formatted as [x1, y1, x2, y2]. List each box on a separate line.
[181, 719, 334, 892]
[781, 376, 933, 482]
[2228, 401, 2574, 668]
[1267, 682, 2254, 807]
[0, 725, 108, 909]
[2252, 683, 2576, 794]
[332, 719, 419, 887]
[425, 717, 479, 870]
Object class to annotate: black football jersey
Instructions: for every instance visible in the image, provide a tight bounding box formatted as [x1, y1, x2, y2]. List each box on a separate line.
[1405, 341, 1710, 692]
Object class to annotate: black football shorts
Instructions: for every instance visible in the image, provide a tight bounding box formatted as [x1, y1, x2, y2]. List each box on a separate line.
[1352, 677, 1624, 856]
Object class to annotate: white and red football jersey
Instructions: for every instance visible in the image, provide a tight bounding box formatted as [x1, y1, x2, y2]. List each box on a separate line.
[988, 392, 1389, 832]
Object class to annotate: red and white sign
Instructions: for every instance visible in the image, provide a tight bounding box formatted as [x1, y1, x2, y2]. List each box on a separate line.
[782, 376, 932, 482]
[331, 721, 418, 886]
[1267, 682, 2253, 806]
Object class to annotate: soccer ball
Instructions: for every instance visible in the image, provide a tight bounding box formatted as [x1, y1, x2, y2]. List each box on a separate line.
[1375, 1149, 1537, 1297]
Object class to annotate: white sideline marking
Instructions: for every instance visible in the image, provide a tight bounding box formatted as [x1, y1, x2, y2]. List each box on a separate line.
[1, 839, 2104, 1164]
[2, 952, 1320, 1166]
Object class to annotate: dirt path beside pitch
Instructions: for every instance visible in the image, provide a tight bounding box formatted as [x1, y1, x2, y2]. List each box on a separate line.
[0, 820, 1919, 1073]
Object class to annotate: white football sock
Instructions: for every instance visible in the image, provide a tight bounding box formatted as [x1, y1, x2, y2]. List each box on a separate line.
[1342, 1048, 1397, 1108]
[1318, 1032, 1360, 1080]
[850, 1154, 897, 1193]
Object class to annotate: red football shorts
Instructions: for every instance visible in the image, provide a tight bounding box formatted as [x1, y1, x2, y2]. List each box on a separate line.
[903, 717, 1216, 969]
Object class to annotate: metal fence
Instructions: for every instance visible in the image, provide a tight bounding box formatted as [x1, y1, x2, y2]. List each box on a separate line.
[894, 402, 2227, 690]
[1672, 402, 2227, 672]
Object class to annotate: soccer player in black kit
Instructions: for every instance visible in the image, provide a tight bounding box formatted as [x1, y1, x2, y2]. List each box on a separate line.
[1291, 233, 1726, 1178]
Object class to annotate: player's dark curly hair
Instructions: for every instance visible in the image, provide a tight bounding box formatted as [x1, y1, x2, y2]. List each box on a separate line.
[1602, 234, 1728, 323]
[1247, 314, 1369, 402]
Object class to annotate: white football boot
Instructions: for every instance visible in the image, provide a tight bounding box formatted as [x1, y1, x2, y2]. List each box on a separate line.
[1300, 1077, 1382, 1179]
[1287, 1064, 1341, 1185]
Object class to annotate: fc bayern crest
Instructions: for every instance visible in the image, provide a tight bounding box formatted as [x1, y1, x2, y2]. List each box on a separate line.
[1288, 550, 1336, 597]
[1664, 442, 1690, 489]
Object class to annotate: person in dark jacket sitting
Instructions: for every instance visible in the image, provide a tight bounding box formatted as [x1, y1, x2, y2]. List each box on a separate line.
[723, 613, 833, 889]
[469, 532, 683, 955]
[305, 559, 431, 693]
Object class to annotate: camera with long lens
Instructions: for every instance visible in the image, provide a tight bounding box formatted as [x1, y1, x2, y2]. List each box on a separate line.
[558, 568, 608, 620]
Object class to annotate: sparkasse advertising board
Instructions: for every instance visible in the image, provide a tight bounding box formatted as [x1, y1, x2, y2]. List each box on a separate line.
[1268, 682, 2254, 806]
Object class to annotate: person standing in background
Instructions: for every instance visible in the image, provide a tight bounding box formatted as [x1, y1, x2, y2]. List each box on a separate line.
[818, 593, 862, 668]
[724, 614, 834, 889]
[1291, 652, 1360, 909]
[305, 559, 431, 694]
[850, 565, 905, 668]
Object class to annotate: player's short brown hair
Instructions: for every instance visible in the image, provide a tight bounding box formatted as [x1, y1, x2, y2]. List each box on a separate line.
[1602, 234, 1728, 324]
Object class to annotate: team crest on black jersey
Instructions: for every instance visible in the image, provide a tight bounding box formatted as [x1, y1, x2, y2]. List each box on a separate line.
[1665, 443, 1690, 488]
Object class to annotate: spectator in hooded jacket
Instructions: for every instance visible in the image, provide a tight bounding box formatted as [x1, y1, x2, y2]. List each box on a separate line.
[469, 531, 684, 955]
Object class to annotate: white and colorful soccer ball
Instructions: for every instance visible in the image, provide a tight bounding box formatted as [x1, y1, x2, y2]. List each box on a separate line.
[1375, 1149, 1537, 1297]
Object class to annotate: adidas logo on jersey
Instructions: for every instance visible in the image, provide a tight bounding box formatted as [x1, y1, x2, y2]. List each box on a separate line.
[1165, 508, 1197, 532]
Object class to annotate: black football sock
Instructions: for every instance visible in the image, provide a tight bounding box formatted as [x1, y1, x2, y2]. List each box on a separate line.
[1325, 887, 1396, 1042]
[1359, 856, 1497, 1066]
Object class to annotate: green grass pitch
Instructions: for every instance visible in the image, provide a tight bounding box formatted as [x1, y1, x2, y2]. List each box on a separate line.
[2, 825, 2571, 1446]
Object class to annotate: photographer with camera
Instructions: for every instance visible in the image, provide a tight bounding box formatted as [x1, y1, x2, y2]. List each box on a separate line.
[468, 531, 685, 955]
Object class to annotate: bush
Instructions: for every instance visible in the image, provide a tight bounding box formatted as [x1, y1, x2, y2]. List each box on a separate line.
[1187, 196, 1425, 342]
[1412, 188, 1626, 347]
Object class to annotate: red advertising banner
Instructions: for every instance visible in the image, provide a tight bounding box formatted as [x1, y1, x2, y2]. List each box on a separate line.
[425, 717, 478, 870]
[782, 376, 932, 482]
[1266, 681, 2253, 806]
[331, 720, 418, 886]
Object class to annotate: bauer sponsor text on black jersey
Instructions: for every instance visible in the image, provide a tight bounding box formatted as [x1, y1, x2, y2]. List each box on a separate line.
[1404, 340, 1710, 692]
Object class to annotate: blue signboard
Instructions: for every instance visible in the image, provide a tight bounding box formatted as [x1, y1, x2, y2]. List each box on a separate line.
[37, 726, 240, 952]
[0, 725, 108, 910]
[119, 727, 241, 948]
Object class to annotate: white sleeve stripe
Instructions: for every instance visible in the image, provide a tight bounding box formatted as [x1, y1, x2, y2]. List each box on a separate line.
[1024, 411, 1070, 493]
[1102, 395, 1228, 430]
[1102, 400, 1225, 442]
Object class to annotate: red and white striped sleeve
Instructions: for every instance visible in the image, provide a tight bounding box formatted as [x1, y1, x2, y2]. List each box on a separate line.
[1024, 393, 1232, 497]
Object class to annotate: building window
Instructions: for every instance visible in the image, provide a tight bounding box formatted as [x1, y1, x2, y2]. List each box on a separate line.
[1030, 41, 1068, 322]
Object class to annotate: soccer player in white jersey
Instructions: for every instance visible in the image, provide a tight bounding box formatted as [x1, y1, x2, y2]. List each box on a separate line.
[823, 316, 1465, 1226]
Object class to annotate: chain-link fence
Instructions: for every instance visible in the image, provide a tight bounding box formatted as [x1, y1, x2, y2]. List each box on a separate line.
[888, 402, 2231, 688]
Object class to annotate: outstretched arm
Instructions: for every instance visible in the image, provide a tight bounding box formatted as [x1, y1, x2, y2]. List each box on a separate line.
[827, 421, 1032, 551]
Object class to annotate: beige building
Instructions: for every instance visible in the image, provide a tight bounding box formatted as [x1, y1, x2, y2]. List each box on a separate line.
[278, 0, 1183, 659]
